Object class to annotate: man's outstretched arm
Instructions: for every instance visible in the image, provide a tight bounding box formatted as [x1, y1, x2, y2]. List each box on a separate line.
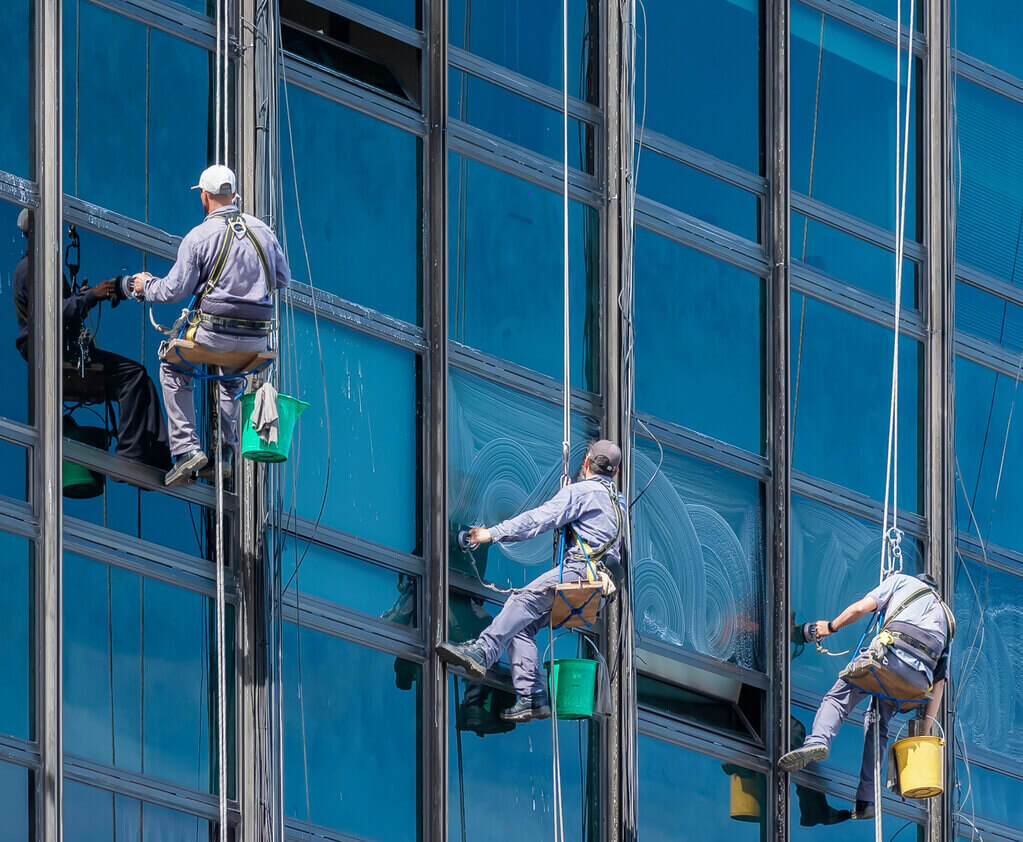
[469, 485, 586, 545]
[812, 595, 879, 640]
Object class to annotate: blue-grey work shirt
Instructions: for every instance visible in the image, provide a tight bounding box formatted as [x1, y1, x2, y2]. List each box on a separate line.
[867, 572, 951, 684]
[142, 204, 291, 307]
[488, 476, 626, 565]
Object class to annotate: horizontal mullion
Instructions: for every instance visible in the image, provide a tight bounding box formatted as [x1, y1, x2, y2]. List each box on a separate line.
[961, 744, 1023, 783]
[797, 0, 927, 57]
[0, 503, 36, 537]
[791, 470, 928, 536]
[637, 128, 767, 196]
[633, 412, 770, 482]
[83, 0, 217, 49]
[303, 0, 423, 48]
[792, 192, 926, 262]
[277, 513, 424, 577]
[636, 634, 769, 691]
[0, 417, 36, 448]
[282, 596, 425, 662]
[64, 195, 181, 261]
[634, 199, 768, 276]
[954, 333, 1023, 380]
[286, 816, 395, 842]
[790, 764, 926, 820]
[448, 46, 601, 125]
[636, 708, 769, 772]
[957, 261, 1023, 311]
[955, 535, 1023, 580]
[954, 51, 1023, 107]
[0, 733, 38, 770]
[0, 171, 36, 208]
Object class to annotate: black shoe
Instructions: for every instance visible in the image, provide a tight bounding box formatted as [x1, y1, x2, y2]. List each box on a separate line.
[436, 640, 488, 679]
[501, 691, 551, 723]
[778, 743, 829, 772]
[850, 800, 875, 820]
[164, 449, 207, 486]
[797, 790, 852, 826]
[198, 447, 234, 484]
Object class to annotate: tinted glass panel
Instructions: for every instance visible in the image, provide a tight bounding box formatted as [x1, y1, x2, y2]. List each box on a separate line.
[956, 282, 1023, 352]
[956, 79, 1023, 285]
[792, 3, 921, 235]
[856, 0, 920, 28]
[955, 762, 1023, 829]
[1, 200, 34, 426]
[0, 0, 31, 178]
[635, 228, 764, 452]
[450, 0, 597, 102]
[954, 0, 1021, 79]
[450, 674, 597, 840]
[791, 496, 923, 697]
[448, 368, 599, 589]
[632, 439, 765, 671]
[280, 312, 420, 553]
[0, 531, 32, 740]
[281, 85, 422, 324]
[790, 788, 921, 840]
[638, 0, 760, 172]
[0, 440, 29, 501]
[954, 357, 1023, 553]
[64, 780, 215, 841]
[0, 763, 30, 842]
[283, 624, 420, 840]
[450, 70, 595, 173]
[64, 553, 235, 796]
[449, 155, 599, 390]
[791, 294, 922, 511]
[639, 736, 765, 839]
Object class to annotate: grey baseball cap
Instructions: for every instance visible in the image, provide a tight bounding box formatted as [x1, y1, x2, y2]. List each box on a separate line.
[588, 439, 622, 472]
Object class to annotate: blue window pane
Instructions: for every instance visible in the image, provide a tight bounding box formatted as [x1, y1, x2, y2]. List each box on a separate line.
[282, 534, 418, 628]
[0, 440, 29, 501]
[791, 496, 923, 697]
[953, 556, 1023, 764]
[64, 780, 214, 842]
[450, 0, 597, 102]
[0, 0, 30, 178]
[281, 312, 420, 553]
[281, 85, 422, 324]
[639, 735, 765, 839]
[638, 148, 760, 241]
[635, 228, 764, 452]
[0, 531, 32, 740]
[957, 282, 1023, 352]
[955, 762, 1023, 830]
[790, 788, 920, 840]
[956, 79, 1023, 285]
[792, 3, 921, 235]
[790, 701, 875, 782]
[954, 357, 1023, 553]
[449, 155, 600, 390]
[793, 212, 918, 306]
[855, 0, 921, 28]
[450, 70, 595, 173]
[632, 439, 765, 672]
[283, 624, 420, 840]
[1, 200, 34, 425]
[791, 294, 922, 512]
[0, 763, 30, 842]
[450, 674, 596, 839]
[638, 0, 760, 172]
[63, 553, 235, 797]
[953, 0, 1021, 78]
[448, 368, 598, 589]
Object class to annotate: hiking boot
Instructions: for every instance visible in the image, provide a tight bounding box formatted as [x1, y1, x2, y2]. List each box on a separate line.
[798, 789, 851, 826]
[778, 743, 829, 772]
[850, 799, 875, 821]
[164, 449, 207, 486]
[501, 691, 552, 723]
[436, 640, 488, 679]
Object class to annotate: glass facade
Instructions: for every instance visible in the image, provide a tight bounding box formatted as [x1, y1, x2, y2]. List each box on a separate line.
[6, 0, 1019, 840]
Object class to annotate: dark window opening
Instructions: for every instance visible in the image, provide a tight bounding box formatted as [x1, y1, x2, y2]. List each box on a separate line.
[638, 673, 764, 746]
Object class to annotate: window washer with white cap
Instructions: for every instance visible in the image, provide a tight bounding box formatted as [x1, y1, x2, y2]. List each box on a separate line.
[437, 439, 627, 723]
[125, 165, 292, 486]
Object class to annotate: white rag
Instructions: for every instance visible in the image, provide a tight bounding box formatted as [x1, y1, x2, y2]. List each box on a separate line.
[250, 382, 279, 444]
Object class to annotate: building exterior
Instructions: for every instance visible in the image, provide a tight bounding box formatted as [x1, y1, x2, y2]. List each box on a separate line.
[0, 0, 1020, 840]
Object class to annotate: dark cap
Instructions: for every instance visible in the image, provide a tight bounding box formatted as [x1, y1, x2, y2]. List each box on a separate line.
[587, 439, 622, 475]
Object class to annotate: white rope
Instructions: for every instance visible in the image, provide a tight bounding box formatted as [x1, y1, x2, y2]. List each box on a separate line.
[214, 0, 221, 163]
[214, 389, 228, 842]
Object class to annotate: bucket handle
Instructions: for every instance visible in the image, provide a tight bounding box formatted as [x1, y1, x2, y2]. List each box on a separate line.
[892, 714, 945, 744]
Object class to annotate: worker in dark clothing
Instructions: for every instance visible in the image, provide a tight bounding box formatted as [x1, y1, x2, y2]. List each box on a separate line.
[437, 440, 626, 723]
[779, 572, 954, 820]
[12, 209, 171, 470]
[128, 165, 291, 486]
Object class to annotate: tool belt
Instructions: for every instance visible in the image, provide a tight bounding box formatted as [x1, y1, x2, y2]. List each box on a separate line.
[186, 300, 273, 339]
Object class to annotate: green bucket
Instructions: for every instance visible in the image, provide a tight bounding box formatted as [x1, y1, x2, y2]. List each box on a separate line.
[546, 658, 598, 720]
[63, 425, 109, 499]
[239, 391, 309, 463]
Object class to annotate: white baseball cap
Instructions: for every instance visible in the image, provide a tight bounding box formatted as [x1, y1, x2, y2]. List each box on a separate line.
[192, 165, 237, 196]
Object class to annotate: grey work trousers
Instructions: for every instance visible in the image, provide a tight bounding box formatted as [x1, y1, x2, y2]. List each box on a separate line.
[159, 326, 266, 456]
[476, 558, 593, 697]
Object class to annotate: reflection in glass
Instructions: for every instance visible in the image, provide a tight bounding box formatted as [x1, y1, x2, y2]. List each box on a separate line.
[0, 762, 31, 841]
[953, 0, 1021, 80]
[637, 0, 760, 172]
[280, 312, 420, 553]
[956, 282, 1023, 353]
[634, 228, 764, 453]
[792, 3, 921, 235]
[64, 779, 215, 841]
[283, 624, 420, 840]
[639, 735, 765, 840]
[632, 440, 765, 671]
[280, 84, 422, 323]
[63, 553, 235, 796]
[791, 294, 921, 511]
[449, 155, 599, 390]
[0, 440, 29, 502]
[448, 368, 598, 589]
[1, 201, 33, 425]
[449, 675, 597, 841]
[954, 760, 1023, 829]
[789, 788, 921, 840]
[0, 0, 30, 178]
[0, 531, 32, 740]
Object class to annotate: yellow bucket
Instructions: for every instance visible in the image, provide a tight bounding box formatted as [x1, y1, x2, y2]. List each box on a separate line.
[729, 773, 763, 822]
[893, 735, 944, 799]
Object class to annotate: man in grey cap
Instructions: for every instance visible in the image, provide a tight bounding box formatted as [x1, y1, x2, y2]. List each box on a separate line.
[128, 165, 291, 486]
[437, 439, 626, 723]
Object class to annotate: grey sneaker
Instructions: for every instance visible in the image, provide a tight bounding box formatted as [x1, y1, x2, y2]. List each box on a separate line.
[164, 449, 208, 487]
[501, 691, 552, 723]
[436, 640, 488, 679]
[778, 743, 829, 772]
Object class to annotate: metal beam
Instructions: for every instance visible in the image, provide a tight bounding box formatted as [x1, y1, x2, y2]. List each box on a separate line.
[424, 1, 448, 840]
[36, 0, 63, 837]
[765, 0, 791, 839]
